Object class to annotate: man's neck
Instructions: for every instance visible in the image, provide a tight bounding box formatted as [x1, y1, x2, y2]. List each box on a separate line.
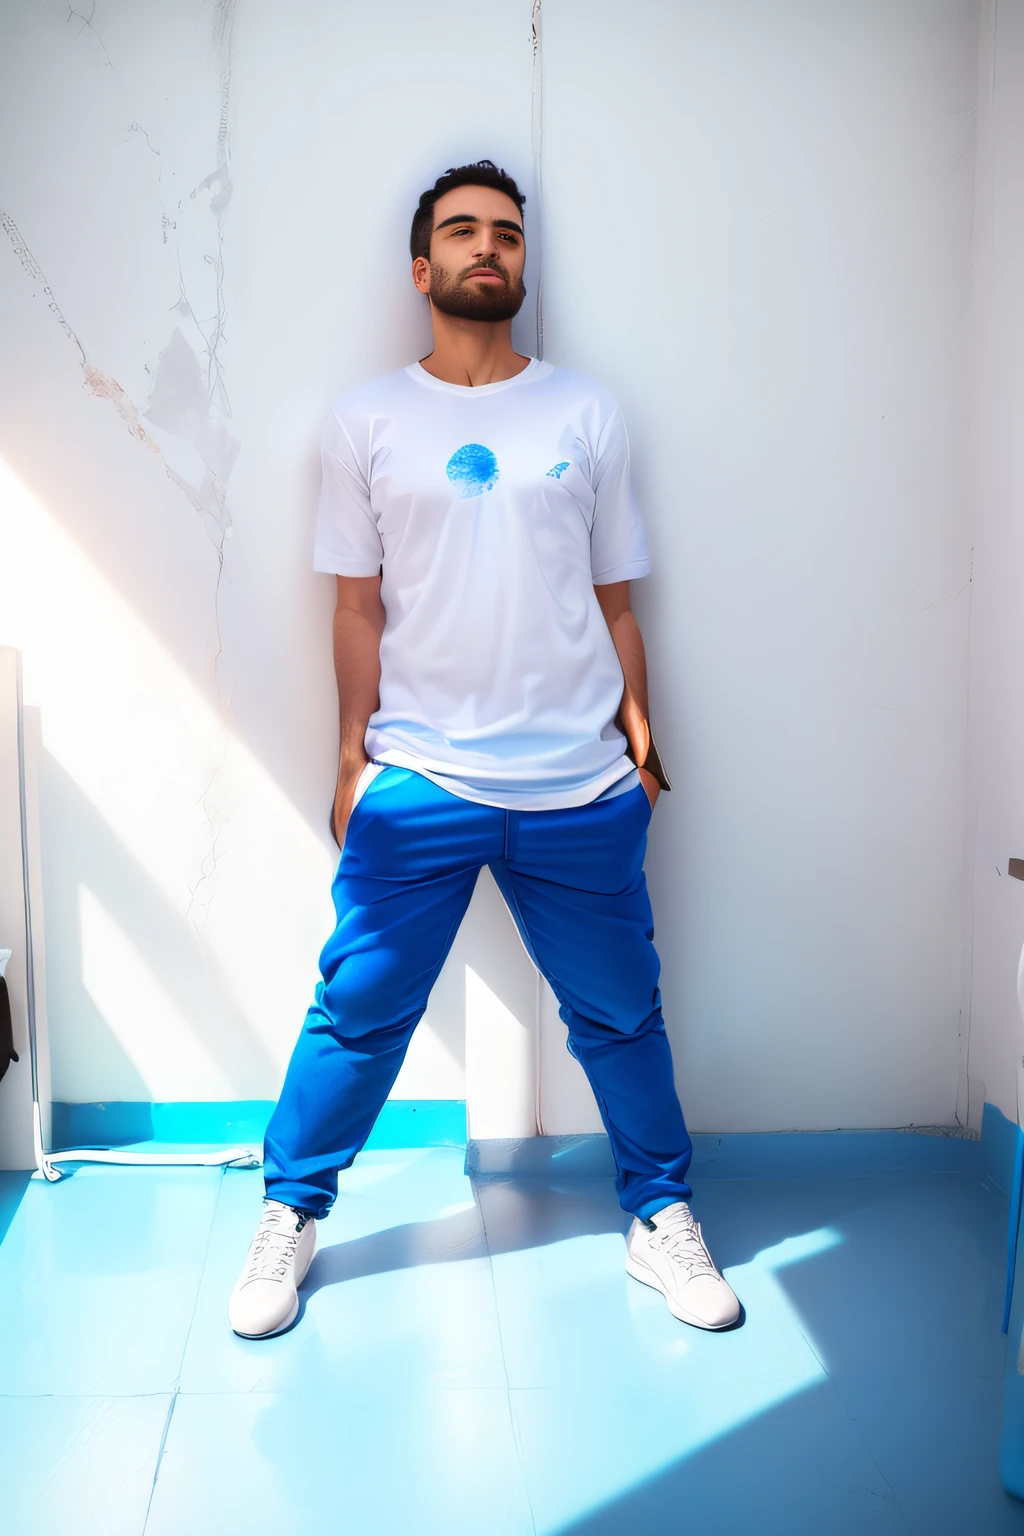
[418, 311, 531, 387]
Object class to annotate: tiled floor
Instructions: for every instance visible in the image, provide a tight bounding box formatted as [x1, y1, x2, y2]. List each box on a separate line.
[1, 1149, 1022, 1535]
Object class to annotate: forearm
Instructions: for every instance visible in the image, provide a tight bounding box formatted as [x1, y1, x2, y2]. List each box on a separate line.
[595, 580, 671, 793]
[607, 608, 651, 766]
[333, 589, 384, 780]
[594, 581, 650, 758]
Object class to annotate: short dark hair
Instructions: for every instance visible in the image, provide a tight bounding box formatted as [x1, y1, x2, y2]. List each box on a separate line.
[410, 160, 526, 261]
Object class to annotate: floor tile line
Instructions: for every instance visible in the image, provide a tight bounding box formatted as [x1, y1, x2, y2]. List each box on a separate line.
[473, 1177, 512, 1395]
[173, 1166, 229, 1386]
[0, 1390, 177, 1400]
[822, 1374, 916, 1535]
[140, 1387, 179, 1536]
[474, 1177, 539, 1536]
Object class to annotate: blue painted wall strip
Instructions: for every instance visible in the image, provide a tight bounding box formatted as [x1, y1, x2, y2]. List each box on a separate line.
[49, 1099, 468, 1152]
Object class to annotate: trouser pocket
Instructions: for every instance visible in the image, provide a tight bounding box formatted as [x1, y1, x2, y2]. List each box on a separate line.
[350, 759, 386, 811]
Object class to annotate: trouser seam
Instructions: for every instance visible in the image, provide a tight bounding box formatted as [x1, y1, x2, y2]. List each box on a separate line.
[491, 863, 569, 1013]
[492, 866, 635, 1193]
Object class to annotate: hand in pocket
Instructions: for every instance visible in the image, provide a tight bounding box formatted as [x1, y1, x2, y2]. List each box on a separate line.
[331, 760, 372, 848]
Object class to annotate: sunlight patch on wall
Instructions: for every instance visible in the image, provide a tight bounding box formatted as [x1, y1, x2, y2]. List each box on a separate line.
[465, 962, 538, 1139]
[79, 887, 234, 1098]
[0, 456, 333, 1095]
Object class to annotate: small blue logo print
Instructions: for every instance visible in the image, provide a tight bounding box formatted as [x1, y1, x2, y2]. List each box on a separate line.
[546, 461, 571, 479]
[446, 443, 499, 498]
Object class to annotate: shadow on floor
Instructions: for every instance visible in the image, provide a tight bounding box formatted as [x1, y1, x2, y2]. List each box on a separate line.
[301, 1171, 923, 1296]
[0, 1171, 31, 1248]
[546, 1376, 1024, 1535]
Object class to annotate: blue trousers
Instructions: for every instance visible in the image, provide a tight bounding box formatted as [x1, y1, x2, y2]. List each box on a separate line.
[263, 766, 693, 1221]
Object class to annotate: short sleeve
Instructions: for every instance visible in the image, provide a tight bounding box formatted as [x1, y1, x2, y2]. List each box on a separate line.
[312, 405, 384, 576]
[589, 407, 651, 584]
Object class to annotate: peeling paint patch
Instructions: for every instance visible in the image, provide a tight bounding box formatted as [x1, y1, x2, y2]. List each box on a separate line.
[82, 362, 161, 452]
[143, 328, 239, 541]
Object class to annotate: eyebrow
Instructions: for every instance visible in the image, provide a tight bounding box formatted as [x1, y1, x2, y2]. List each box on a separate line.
[433, 213, 524, 236]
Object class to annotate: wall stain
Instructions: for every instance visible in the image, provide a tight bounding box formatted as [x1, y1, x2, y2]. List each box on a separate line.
[1, 209, 161, 454]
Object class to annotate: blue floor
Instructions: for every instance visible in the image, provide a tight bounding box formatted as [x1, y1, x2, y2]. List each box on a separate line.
[1, 1148, 1022, 1534]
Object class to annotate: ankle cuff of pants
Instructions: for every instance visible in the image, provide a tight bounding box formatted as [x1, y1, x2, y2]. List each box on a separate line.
[633, 1193, 689, 1222]
[264, 1184, 330, 1220]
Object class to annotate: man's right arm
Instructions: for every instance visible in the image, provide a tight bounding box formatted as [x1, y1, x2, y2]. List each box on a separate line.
[331, 572, 385, 848]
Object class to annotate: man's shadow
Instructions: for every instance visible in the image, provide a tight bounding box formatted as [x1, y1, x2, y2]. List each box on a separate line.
[290, 1172, 898, 1331]
[299, 1176, 632, 1298]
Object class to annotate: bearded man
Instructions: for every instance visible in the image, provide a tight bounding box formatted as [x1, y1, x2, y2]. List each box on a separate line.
[228, 160, 741, 1341]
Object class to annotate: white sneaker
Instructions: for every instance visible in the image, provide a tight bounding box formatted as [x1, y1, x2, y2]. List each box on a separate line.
[228, 1198, 318, 1338]
[625, 1201, 740, 1330]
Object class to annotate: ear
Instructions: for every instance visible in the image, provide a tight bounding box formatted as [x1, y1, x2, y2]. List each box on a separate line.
[412, 256, 431, 295]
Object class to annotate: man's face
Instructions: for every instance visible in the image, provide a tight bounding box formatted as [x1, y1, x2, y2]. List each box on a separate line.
[413, 184, 526, 322]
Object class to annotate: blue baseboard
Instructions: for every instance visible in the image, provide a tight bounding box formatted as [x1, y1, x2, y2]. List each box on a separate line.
[47, 1098, 1023, 1195]
[983, 1103, 1024, 1332]
[982, 1101, 1024, 1196]
[49, 1099, 468, 1152]
[468, 1106, 1024, 1188]
[468, 1128, 986, 1181]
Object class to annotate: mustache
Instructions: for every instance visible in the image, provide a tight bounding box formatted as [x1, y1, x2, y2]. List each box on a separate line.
[458, 260, 508, 284]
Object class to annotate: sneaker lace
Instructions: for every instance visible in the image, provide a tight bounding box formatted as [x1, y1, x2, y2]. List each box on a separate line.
[651, 1208, 718, 1279]
[242, 1202, 308, 1284]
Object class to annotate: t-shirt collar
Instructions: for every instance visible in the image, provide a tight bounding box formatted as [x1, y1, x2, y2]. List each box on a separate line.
[405, 357, 551, 396]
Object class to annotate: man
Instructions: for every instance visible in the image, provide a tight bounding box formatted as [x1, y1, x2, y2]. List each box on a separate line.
[228, 160, 740, 1340]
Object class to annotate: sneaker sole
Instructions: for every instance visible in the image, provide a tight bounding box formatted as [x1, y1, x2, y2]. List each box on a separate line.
[624, 1252, 739, 1331]
[230, 1292, 300, 1340]
[229, 1230, 317, 1339]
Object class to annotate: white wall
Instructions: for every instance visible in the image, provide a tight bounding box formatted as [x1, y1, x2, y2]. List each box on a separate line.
[0, 0, 984, 1133]
[542, 0, 977, 1129]
[958, 0, 1024, 1130]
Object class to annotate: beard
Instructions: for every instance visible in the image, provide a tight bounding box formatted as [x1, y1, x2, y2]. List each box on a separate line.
[428, 260, 526, 322]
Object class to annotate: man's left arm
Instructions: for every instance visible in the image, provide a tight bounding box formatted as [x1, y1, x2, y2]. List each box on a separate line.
[595, 580, 671, 809]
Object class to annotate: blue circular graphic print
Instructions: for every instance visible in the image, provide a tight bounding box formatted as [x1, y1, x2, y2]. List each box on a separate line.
[446, 443, 499, 498]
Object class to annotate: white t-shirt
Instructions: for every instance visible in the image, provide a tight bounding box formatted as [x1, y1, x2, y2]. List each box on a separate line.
[313, 358, 650, 810]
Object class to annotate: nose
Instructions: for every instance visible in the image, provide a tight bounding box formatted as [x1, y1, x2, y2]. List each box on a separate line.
[473, 226, 501, 261]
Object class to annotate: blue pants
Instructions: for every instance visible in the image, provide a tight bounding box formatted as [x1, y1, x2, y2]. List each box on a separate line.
[263, 766, 693, 1221]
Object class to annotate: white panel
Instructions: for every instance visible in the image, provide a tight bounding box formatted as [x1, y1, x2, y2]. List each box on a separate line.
[463, 870, 539, 1138]
[537, 977, 605, 1136]
[0, 650, 51, 1169]
[959, 0, 1024, 1125]
[541, 0, 977, 1129]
